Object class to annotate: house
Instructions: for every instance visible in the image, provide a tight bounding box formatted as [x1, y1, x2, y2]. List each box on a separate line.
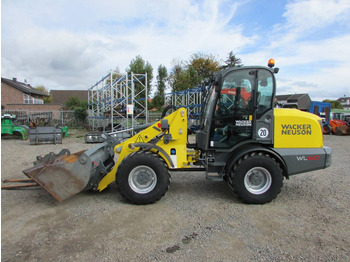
[50, 90, 88, 105]
[1, 77, 61, 111]
[337, 96, 350, 110]
[275, 93, 311, 110]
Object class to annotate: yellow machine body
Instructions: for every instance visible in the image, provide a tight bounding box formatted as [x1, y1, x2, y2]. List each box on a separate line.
[274, 108, 323, 148]
[97, 108, 189, 191]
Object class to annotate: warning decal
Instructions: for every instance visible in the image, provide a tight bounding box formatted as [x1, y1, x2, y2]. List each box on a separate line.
[135, 135, 145, 143]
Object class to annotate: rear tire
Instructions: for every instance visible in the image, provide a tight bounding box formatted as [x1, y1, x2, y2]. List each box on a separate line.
[228, 153, 283, 204]
[116, 151, 170, 204]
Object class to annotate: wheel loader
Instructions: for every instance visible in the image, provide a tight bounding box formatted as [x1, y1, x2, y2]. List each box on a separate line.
[22, 60, 332, 204]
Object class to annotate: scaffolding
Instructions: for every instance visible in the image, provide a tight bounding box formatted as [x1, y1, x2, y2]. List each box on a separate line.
[88, 71, 148, 132]
[165, 87, 203, 123]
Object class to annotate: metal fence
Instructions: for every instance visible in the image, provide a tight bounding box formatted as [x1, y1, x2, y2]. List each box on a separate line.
[1, 109, 88, 128]
[1, 109, 163, 129]
[147, 112, 162, 123]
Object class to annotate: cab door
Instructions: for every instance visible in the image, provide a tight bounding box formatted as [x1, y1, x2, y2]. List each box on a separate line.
[209, 68, 275, 148]
[253, 69, 275, 144]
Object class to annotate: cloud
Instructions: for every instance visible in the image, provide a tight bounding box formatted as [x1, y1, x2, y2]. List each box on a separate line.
[2, 0, 256, 90]
[283, 0, 350, 30]
[1, 0, 349, 101]
[271, 0, 350, 46]
[242, 0, 350, 100]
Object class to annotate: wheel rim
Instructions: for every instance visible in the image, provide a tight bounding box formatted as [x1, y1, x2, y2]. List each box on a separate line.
[128, 165, 157, 194]
[244, 167, 272, 195]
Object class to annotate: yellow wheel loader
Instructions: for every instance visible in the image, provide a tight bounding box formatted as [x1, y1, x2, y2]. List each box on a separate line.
[22, 60, 332, 204]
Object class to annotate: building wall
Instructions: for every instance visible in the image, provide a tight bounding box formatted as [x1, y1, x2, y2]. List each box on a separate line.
[1, 82, 24, 105]
[341, 98, 349, 106]
[299, 95, 311, 111]
[2, 81, 52, 109]
[50, 90, 88, 104]
[337, 97, 350, 110]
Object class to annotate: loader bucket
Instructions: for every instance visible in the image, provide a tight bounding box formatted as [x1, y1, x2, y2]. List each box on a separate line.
[334, 125, 350, 135]
[29, 126, 62, 145]
[22, 134, 118, 202]
[22, 150, 92, 202]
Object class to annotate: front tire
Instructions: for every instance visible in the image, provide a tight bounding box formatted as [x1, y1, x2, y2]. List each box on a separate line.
[323, 125, 331, 135]
[228, 153, 283, 204]
[116, 151, 170, 204]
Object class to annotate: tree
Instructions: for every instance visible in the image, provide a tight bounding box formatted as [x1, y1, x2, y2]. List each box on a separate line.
[323, 99, 344, 109]
[127, 55, 153, 98]
[221, 51, 243, 69]
[156, 64, 167, 99]
[34, 85, 52, 104]
[169, 53, 221, 92]
[151, 65, 168, 109]
[169, 62, 195, 92]
[65, 97, 82, 109]
[189, 53, 221, 81]
[150, 95, 164, 110]
[105, 67, 123, 85]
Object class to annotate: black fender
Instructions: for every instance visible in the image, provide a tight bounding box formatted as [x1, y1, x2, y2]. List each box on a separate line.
[133, 142, 174, 168]
[224, 143, 289, 179]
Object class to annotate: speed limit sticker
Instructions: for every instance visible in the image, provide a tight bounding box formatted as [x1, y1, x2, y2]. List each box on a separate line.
[258, 128, 269, 138]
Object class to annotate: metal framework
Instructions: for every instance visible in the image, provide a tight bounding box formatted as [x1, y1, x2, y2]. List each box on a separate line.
[88, 71, 148, 132]
[165, 87, 202, 121]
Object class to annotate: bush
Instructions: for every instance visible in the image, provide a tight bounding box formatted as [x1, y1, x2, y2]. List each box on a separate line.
[65, 97, 88, 122]
[74, 107, 88, 122]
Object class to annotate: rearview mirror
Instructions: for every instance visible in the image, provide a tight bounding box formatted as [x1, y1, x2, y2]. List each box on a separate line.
[214, 75, 222, 92]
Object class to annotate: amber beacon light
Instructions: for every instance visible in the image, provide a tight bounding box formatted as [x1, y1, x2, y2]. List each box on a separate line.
[268, 59, 275, 68]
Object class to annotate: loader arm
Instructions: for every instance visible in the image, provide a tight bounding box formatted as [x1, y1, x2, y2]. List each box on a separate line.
[97, 108, 189, 191]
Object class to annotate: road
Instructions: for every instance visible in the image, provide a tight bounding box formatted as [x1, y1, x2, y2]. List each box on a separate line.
[1, 132, 349, 261]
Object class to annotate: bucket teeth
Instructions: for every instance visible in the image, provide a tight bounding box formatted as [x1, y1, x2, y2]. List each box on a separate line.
[34, 149, 71, 165]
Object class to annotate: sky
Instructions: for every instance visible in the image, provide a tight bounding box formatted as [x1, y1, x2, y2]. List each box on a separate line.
[1, 0, 350, 101]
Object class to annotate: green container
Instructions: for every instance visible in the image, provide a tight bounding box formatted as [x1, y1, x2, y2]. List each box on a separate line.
[61, 126, 69, 137]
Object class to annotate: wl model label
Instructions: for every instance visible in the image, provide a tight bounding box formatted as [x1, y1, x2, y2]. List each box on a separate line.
[296, 155, 320, 161]
[281, 124, 312, 135]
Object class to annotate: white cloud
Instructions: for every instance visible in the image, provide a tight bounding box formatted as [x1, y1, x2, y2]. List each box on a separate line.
[2, 0, 255, 90]
[242, 0, 350, 100]
[283, 0, 350, 30]
[1, 0, 350, 101]
[271, 0, 350, 46]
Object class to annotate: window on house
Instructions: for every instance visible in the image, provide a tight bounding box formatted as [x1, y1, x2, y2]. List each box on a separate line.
[23, 94, 44, 104]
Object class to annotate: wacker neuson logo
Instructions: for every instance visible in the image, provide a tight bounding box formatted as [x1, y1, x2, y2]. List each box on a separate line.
[281, 124, 312, 135]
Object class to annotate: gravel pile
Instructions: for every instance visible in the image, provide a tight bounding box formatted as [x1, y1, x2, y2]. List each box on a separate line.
[1, 131, 349, 261]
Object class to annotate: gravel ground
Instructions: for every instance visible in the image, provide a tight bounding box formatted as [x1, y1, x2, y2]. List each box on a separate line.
[1, 130, 350, 261]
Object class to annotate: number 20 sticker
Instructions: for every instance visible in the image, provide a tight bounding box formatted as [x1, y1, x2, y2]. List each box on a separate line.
[258, 128, 269, 138]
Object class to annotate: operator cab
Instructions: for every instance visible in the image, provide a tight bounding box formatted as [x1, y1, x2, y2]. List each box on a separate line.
[196, 63, 278, 152]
